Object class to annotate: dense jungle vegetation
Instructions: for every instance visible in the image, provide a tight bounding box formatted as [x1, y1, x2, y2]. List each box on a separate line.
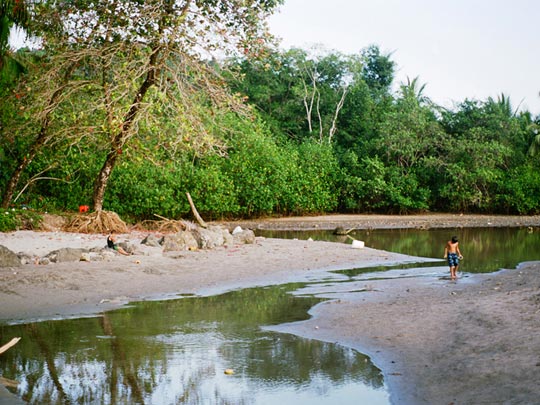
[1, 1, 540, 225]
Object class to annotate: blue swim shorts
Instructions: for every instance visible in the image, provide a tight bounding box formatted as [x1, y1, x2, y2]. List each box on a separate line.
[447, 253, 459, 267]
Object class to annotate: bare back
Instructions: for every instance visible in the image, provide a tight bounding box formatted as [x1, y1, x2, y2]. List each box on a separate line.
[446, 241, 459, 254]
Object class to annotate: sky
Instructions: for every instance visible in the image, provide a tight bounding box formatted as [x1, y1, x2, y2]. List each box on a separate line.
[267, 0, 540, 115]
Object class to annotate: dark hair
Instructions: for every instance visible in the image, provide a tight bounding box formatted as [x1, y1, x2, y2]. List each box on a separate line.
[451, 236, 458, 243]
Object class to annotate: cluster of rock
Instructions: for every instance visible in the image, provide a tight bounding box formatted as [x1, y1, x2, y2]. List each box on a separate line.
[0, 225, 255, 267]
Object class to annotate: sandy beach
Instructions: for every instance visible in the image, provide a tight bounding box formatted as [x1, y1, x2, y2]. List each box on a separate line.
[1, 214, 540, 404]
[0, 229, 427, 323]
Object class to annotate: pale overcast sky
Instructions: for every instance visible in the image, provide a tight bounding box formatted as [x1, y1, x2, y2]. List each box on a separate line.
[268, 0, 540, 115]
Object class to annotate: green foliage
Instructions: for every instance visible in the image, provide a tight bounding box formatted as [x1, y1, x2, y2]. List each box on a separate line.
[187, 157, 240, 219]
[0, 208, 41, 232]
[2, 36, 540, 219]
[105, 162, 190, 221]
[338, 156, 429, 213]
[0, 209, 18, 232]
[225, 48, 369, 145]
[496, 163, 540, 214]
[224, 50, 306, 141]
[279, 141, 340, 214]
[360, 45, 395, 97]
[222, 125, 290, 216]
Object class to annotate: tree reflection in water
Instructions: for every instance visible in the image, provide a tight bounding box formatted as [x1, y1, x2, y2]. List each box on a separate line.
[0, 284, 388, 404]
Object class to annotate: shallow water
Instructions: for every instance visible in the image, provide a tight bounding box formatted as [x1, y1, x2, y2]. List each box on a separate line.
[0, 286, 388, 404]
[1, 227, 539, 404]
[258, 226, 540, 273]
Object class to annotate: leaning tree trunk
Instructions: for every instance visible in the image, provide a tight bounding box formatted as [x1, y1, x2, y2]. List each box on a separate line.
[1, 118, 54, 208]
[1, 65, 75, 208]
[91, 47, 160, 211]
[92, 149, 120, 212]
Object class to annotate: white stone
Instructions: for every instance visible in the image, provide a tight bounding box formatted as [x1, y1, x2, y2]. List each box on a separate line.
[351, 240, 365, 249]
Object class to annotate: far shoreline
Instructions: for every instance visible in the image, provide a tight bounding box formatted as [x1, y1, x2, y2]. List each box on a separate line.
[214, 213, 540, 231]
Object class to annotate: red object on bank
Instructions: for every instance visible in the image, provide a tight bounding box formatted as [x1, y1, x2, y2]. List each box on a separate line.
[79, 205, 89, 213]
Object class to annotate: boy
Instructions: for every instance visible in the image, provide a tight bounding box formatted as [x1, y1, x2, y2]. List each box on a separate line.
[444, 236, 463, 280]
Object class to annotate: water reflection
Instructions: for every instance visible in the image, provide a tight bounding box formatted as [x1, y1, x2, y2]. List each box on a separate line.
[258, 227, 540, 273]
[3, 227, 539, 404]
[0, 285, 388, 404]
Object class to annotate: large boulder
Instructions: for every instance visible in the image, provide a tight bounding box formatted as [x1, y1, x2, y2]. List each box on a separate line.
[220, 227, 234, 246]
[162, 231, 199, 252]
[45, 248, 88, 263]
[232, 229, 256, 245]
[0, 245, 22, 267]
[193, 226, 226, 249]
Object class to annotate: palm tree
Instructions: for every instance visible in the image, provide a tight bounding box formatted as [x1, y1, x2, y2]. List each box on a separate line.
[400, 76, 431, 105]
[524, 111, 540, 157]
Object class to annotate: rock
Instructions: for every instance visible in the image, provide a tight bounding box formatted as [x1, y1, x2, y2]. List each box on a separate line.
[80, 253, 91, 262]
[117, 242, 133, 254]
[221, 228, 234, 246]
[17, 253, 34, 265]
[80, 252, 105, 262]
[141, 234, 161, 247]
[162, 231, 199, 252]
[193, 226, 225, 249]
[38, 257, 51, 265]
[0, 245, 22, 267]
[351, 240, 365, 249]
[101, 250, 116, 260]
[232, 229, 255, 245]
[232, 226, 243, 235]
[46, 248, 88, 263]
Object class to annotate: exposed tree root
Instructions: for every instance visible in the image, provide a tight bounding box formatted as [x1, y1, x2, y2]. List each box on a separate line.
[63, 210, 129, 234]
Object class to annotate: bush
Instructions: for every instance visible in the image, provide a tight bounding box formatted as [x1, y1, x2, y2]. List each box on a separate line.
[496, 163, 540, 214]
[105, 162, 190, 220]
[187, 157, 240, 219]
[0, 209, 42, 232]
[281, 141, 340, 214]
[222, 128, 290, 217]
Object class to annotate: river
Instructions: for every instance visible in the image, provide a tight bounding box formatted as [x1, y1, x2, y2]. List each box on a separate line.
[1, 227, 538, 404]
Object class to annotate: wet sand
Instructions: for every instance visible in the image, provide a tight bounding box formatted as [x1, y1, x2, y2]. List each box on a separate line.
[1, 214, 540, 404]
[270, 262, 540, 404]
[0, 230, 427, 323]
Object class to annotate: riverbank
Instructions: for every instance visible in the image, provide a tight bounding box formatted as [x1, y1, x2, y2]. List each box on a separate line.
[215, 212, 540, 231]
[270, 261, 540, 405]
[0, 229, 429, 323]
[1, 214, 540, 404]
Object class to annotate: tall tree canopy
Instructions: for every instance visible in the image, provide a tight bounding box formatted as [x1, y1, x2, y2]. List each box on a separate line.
[1, 0, 283, 210]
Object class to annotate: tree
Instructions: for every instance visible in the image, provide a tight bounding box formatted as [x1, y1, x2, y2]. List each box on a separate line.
[0, 0, 29, 72]
[1, 0, 283, 210]
[223, 49, 307, 141]
[1, 50, 79, 208]
[297, 50, 350, 144]
[226, 48, 360, 144]
[369, 78, 442, 212]
[360, 45, 395, 98]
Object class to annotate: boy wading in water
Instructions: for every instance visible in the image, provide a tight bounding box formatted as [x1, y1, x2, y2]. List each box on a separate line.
[444, 236, 463, 280]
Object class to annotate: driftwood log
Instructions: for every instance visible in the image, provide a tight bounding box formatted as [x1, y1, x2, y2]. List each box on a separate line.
[186, 192, 207, 228]
[0, 337, 21, 355]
